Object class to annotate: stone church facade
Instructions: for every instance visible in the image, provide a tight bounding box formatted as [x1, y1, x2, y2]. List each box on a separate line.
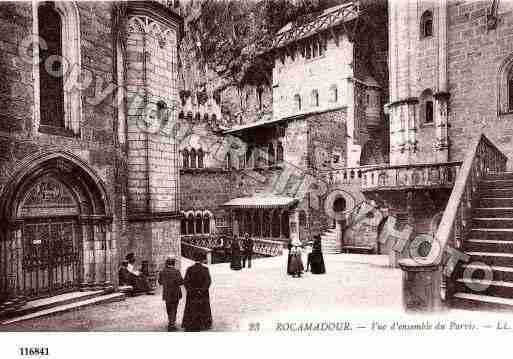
[0, 1, 182, 310]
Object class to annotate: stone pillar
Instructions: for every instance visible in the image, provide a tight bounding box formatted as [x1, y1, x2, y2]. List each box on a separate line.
[398, 258, 443, 312]
[434, 92, 449, 162]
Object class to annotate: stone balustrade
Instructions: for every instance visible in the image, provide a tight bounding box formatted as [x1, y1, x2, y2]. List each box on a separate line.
[181, 234, 284, 257]
[360, 161, 462, 192]
[321, 165, 383, 185]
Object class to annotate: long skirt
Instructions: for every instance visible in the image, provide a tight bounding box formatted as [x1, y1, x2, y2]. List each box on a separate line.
[287, 253, 293, 275]
[128, 273, 151, 292]
[289, 254, 304, 276]
[230, 251, 242, 270]
[182, 289, 212, 331]
[310, 251, 326, 274]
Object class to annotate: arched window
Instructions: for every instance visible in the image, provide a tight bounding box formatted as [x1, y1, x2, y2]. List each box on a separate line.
[182, 149, 189, 168]
[190, 149, 197, 168]
[425, 101, 434, 123]
[36, 1, 81, 135]
[197, 148, 204, 168]
[268, 143, 275, 166]
[203, 213, 211, 234]
[38, 3, 65, 129]
[157, 101, 168, 128]
[246, 146, 253, 168]
[508, 72, 513, 111]
[294, 94, 301, 111]
[421, 10, 433, 38]
[257, 86, 264, 110]
[420, 89, 434, 124]
[330, 85, 338, 103]
[195, 213, 203, 234]
[180, 216, 187, 235]
[225, 152, 232, 169]
[187, 213, 195, 234]
[277, 142, 284, 162]
[311, 89, 319, 107]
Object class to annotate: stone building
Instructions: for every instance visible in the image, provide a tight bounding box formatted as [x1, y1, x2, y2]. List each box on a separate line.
[178, 1, 389, 254]
[0, 1, 182, 311]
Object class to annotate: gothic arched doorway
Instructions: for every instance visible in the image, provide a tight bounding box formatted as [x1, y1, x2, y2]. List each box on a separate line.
[0, 152, 112, 304]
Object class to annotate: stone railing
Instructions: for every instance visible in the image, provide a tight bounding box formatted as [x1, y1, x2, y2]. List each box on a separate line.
[181, 235, 284, 257]
[181, 242, 213, 264]
[321, 165, 383, 185]
[360, 161, 462, 191]
[398, 134, 507, 311]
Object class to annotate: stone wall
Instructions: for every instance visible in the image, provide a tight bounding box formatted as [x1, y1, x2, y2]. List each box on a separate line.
[446, 0, 513, 166]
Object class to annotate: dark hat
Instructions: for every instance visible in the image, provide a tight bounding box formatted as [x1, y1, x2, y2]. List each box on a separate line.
[194, 251, 206, 262]
[125, 252, 135, 261]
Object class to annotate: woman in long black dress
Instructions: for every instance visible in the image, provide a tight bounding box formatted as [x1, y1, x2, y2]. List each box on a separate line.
[230, 236, 242, 270]
[310, 235, 326, 274]
[182, 252, 212, 331]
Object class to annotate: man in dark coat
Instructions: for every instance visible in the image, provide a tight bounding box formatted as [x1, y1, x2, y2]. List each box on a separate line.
[242, 233, 254, 269]
[158, 256, 184, 331]
[182, 252, 212, 331]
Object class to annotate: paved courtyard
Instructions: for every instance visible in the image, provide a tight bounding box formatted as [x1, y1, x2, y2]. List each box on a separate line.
[0, 254, 403, 332]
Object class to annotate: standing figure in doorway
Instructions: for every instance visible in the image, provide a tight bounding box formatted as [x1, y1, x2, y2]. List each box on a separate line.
[309, 235, 326, 274]
[158, 256, 183, 331]
[242, 233, 254, 269]
[230, 236, 242, 270]
[286, 238, 293, 275]
[182, 252, 213, 331]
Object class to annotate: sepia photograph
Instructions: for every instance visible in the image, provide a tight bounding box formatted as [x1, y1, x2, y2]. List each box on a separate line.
[0, 0, 513, 356]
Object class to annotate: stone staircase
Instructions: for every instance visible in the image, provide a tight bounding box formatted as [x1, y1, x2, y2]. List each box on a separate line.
[0, 288, 126, 325]
[320, 228, 342, 254]
[452, 172, 513, 310]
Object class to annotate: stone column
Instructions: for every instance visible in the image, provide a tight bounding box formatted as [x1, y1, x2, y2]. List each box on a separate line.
[434, 92, 450, 162]
[398, 258, 443, 312]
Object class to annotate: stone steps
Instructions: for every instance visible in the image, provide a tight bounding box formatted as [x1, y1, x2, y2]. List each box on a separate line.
[451, 173, 513, 309]
[0, 289, 125, 325]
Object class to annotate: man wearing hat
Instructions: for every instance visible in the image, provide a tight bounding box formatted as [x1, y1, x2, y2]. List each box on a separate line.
[158, 256, 184, 331]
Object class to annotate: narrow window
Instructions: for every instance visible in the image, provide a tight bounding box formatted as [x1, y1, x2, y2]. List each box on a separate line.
[312, 89, 319, 107]
[425, 101, 434, 123]
[246, 146, 253, 168]
[203, 213, 211, 234]
[195, 213, 203, 234]
[277, 142, 284, 162]
[257, 86, 264, 110]
[182, 149, 189, 168]
[508, 73, 513, 111]
[38, 2, 65, 128]
[180, 217, 187, 235]
[330, 85, 338, 103]
[421, 10, 433, 38]
[157, 101, 168, 128]
[268, 143, 275, 166]
[187, 213, 195, 234]
[225, 152, 232, 169]
[197, 148, 204, 168]
[294, 94, 301, 111]
[190, 148, 197, 168]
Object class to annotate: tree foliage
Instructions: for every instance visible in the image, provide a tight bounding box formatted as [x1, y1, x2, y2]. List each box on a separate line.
[181, 0, 344, 88]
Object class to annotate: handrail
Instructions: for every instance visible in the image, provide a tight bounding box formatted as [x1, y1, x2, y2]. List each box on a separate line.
[425, 133, 507, 265]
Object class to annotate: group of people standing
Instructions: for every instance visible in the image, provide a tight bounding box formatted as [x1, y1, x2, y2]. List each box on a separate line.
[230, 233, 254, 271]
[287, 235, 326, 277]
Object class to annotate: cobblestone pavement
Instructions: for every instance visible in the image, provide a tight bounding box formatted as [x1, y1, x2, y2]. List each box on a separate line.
[0, 254, 403, 332]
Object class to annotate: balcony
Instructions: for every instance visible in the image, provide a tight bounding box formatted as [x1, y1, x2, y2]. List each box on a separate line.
[360, 161, 462, 192]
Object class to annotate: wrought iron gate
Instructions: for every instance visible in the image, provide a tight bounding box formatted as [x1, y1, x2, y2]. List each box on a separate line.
[21, 217, 82, 298]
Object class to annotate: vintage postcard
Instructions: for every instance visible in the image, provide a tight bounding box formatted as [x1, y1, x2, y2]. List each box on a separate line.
[0, 0, 513, 357]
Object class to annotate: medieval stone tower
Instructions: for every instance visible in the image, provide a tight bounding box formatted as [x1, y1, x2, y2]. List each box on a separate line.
[123, 2, 183, 269]
[387, 0, 449, 165]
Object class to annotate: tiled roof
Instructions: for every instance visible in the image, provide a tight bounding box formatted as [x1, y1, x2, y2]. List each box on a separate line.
[272, 2, 360, 49]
